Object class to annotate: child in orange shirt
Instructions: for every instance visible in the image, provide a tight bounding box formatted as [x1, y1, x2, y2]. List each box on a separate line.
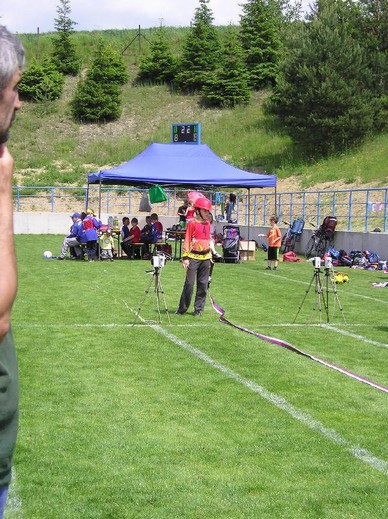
[258, 215, 282, 270]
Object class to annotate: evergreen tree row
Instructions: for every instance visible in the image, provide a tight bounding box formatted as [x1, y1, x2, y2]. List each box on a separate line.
[17, 0, 387, 156]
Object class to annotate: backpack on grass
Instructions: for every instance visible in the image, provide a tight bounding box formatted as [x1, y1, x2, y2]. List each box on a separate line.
[283, 251, 302, 262]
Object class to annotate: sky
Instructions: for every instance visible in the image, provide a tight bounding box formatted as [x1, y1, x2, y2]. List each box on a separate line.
[1, 0, 253, 34]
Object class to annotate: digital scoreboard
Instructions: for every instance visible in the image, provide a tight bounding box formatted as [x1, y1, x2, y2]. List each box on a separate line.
[171, 123, 201, 144]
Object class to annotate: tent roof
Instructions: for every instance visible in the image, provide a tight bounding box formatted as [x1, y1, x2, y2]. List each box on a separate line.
[87, 142, 276, 189]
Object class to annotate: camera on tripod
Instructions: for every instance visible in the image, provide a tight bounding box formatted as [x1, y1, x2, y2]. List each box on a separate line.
[308, 255, 333, 270]
[324, 256, 332, 269]
[151, 252, 166, 269]
[309, 256, 322, 269]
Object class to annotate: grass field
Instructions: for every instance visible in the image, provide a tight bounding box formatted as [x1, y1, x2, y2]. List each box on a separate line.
[6, 235, 388, 518]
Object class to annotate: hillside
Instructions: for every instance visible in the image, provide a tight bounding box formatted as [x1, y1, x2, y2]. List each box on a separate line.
[12, 28, 388, 193]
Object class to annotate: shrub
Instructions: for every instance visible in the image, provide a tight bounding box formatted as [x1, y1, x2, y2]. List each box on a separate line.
[88, 41, 129, 86]
[18, 59, 64, 102]
[136, 28, 177, 85]
[71, 79, 121, 122]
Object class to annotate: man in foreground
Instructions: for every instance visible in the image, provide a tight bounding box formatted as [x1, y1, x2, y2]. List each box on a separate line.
[0, 25, 25, 519]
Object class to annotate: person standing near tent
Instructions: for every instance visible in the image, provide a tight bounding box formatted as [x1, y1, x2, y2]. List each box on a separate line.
[258, 215, 282, 270]
[0, 26, 25, 519]
[177, 199, 189, 228]
[175, 197, 212, 317]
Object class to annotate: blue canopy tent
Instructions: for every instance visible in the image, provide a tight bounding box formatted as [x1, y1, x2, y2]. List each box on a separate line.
[87, 142, 277, 239]
[87, 142, 276, 189]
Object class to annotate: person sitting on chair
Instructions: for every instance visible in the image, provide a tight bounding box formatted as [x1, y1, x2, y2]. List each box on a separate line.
[57, 212, 83, 260]
[120, 217, 130, 244]
[83, 208, 101, 262]
[140, 215, 152, 242]
[142, 213, 163, 258]
[121, 217, 141, 258]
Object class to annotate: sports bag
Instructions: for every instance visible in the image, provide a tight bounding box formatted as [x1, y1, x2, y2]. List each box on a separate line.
[139, 191, 152, 212]
[283, 251, 302, 262]
[149, 184, 168, 204]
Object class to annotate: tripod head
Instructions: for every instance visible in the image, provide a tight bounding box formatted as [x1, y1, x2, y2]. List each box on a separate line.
[145, 267, 161, 276]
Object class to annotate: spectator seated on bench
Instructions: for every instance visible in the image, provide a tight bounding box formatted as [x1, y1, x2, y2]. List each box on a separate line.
[142, 213, 163, 258]
[121, 217, 141, 259]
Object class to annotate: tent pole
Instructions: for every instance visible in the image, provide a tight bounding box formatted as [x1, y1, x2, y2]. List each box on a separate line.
[85, 183, 89, 212]
[247, 188, 251, 242]
[98, 178, 102, 219]
[274, 175, 278, 217]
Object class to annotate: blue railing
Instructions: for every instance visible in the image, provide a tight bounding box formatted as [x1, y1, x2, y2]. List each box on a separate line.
[12, 185, 388, 232]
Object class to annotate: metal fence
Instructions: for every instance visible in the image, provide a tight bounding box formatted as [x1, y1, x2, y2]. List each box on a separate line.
[12, 185, 388, 232]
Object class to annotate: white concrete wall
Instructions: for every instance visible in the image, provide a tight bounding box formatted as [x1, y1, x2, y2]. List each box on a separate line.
[13, 212, 388, 260]
[230, 224, 388, 260]
[13, 212, 177, 235]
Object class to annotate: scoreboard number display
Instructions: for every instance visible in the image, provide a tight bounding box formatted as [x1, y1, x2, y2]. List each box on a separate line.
[171, 123, 201, 144]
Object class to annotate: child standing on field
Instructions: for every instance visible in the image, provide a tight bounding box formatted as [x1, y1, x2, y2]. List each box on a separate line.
[258, 215, 282, 270]
[99, 230, 114, 261]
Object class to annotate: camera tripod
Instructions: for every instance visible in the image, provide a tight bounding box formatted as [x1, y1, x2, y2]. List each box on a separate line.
[293, 266, 346, 324]
[132, 267, 171, 325]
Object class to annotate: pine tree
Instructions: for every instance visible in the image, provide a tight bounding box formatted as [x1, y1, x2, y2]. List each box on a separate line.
[239, 0, 282, 89]
[18, 59, 64, 102]
[346, 0, 387, 130]
[87, 41, 128, 86]
[174, 0, 220, 93]
[51, 0, 80, 75]
[266, 0, 377, 155]
[71, 41, 127, 122]
[202, 26, 251, 108]
[136, 27, 177, 85]
[71, 80, 121, 122]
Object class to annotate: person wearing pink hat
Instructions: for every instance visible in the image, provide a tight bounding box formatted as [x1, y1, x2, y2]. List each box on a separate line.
[175, 196, 213, 317]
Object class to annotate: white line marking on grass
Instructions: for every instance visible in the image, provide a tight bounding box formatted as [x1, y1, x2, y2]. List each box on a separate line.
[322, 324, 388, 349]
[264, 272, 388, 304]
[13, 322, 379, 328]
[350, 293, 388, 304]
[264, 323, 377, 328]
[6, 469, 23, 518]
[154, 325, 388, 476]
[264, 272, 307, 284]
[14, 323, 207, 329]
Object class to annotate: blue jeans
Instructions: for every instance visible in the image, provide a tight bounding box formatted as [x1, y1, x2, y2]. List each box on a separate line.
[0, 485, 9, 519]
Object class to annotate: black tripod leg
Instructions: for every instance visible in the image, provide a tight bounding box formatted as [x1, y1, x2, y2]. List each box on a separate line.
[132, 273, 156, 326]
[326, 268, 347, 323]
[293, 271, 317, 323]
[156, 275, 171, 325]
[132, 269, 171, 325]
[315, 272, 329, 323]
[154, 274, 162, 323]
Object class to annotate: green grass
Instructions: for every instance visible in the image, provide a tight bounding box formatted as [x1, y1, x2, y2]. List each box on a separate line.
[6, 235, 388, 518]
